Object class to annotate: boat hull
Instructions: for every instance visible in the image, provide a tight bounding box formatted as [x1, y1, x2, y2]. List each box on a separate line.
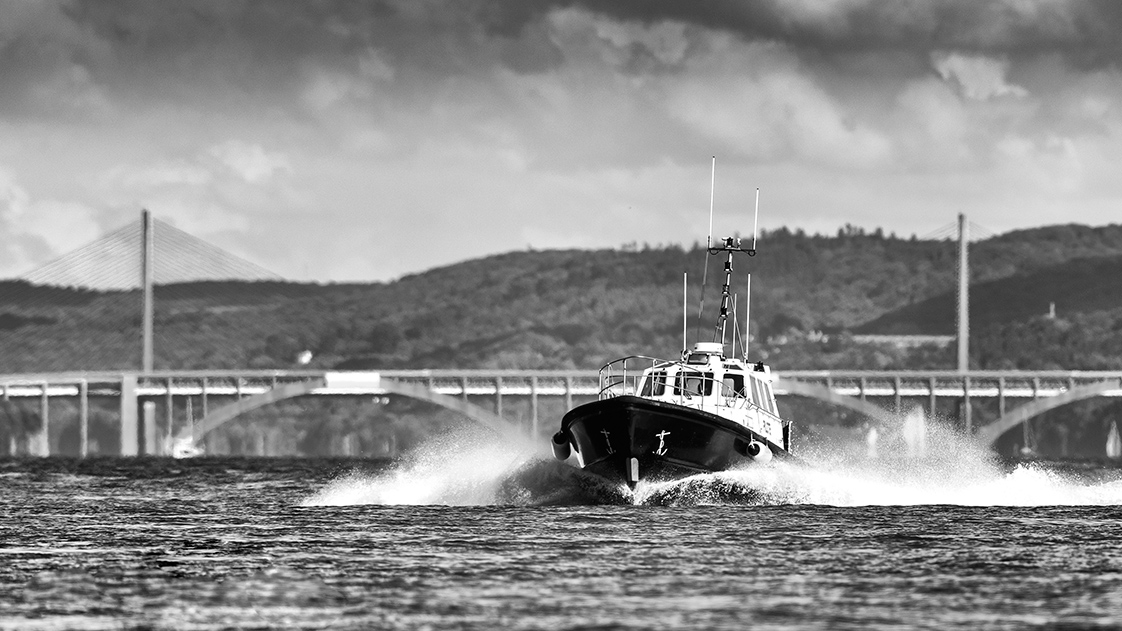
[560, 395, 790, 488]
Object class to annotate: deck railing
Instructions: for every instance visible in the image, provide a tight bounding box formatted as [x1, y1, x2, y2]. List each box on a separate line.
[597, 355, 782, 421]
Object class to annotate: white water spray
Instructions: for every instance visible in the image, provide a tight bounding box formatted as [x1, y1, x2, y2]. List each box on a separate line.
[301, 411, 1122, 507]
[635, 411, 1122, 507]
[301, 428, 537, 506]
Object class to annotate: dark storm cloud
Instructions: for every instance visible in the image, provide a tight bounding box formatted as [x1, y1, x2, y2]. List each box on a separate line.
[5, 0, 1122, 283]
[483, 0, 1122, 65]
[9, 0, 1122, 91]
[52, 0, 560, 75]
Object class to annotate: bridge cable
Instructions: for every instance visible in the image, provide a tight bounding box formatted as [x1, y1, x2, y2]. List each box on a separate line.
[2, 215, 287, 373]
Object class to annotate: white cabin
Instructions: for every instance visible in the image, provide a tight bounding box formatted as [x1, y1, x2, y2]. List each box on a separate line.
[600, 342, 790, 450]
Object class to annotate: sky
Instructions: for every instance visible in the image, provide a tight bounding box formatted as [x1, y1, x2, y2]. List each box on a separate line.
[2, 0, 1122, 284]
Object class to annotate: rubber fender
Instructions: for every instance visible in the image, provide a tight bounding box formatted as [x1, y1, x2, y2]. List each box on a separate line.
[746, 441, 773, 463]
[551, 431, 571, 461]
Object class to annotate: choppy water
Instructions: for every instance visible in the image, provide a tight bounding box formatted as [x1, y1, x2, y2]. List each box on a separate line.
[4, 432, 1122, 629]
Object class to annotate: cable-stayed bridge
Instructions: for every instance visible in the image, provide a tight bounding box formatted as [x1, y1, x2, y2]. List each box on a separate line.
[2, 213, 1121, 458]
[2, 211, 286, 374]
[22, 213, 280, 290]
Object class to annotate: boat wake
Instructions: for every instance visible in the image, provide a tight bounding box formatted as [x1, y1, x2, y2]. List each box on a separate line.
[631, 459, 1122, 506]
[300, 427, 1122, 507]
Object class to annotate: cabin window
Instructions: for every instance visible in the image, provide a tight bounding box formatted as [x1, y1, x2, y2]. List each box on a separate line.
[641, 371, 668, 396]
[749, 377, 764, 410]
[749, 376, 775, 414]
[722, 374, 745, 398]
[686, 353, 709, 365]
[677, 371, 713, 396]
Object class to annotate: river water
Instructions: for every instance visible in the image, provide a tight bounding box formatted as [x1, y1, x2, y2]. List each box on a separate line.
[3, 431, 1122, 630]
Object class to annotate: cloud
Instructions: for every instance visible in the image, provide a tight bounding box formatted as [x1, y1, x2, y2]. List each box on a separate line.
[0, 167, 101, 277]
[208, 141, 291, 183]
[932, 51, 1028, 100]
[88, 143, 297, 259]
[662, 36, 892, 168]
[99, 161, 212, 189]
[996, 133, 1084, 192]
[4, 0, 1122, 284]
[545, 0, 1122, 63]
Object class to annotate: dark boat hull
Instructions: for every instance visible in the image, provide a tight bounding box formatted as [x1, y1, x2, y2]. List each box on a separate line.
[560, 395, 790, 488]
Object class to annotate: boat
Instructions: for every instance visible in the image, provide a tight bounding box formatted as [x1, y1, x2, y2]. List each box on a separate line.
[171, 437, 204, 459]
[550, 232, 795, 489]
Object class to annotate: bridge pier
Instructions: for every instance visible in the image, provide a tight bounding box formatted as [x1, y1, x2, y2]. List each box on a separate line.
[200, 378, 211, 454]
[143, 401, 158, 455]
[495, 377, 503, 418]
[997, 377, 1005, 417]
[165, 379, 174, 452]
[120, 375, 139, 456]
[963, 376, 972, 433]
[893, 376, 901, 414]
[531, 376, 539, 438]
[32, 385, 49, 457]
[928, 376, 937, 417]
[2, 384, 13, 456]
[79, 380, 89, 458]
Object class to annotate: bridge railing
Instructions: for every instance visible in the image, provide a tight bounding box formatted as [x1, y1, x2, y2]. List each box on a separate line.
[5, 368, 1122, 400]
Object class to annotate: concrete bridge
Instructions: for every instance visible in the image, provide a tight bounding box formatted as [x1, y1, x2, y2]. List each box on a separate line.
[2, 369, 1121, 456]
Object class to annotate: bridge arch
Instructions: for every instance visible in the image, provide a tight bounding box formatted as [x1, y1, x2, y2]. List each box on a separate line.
[975, 380, 1122, 446]
[773, 378, 899, 426]
[178, 377, 519, 447]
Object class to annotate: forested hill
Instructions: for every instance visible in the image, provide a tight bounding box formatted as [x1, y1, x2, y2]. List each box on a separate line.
[855, 254, 1122, 335]
[3, 223, 1122, 373]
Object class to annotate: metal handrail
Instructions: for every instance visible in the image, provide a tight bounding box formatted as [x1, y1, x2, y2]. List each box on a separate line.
[598, 356, 785, 424]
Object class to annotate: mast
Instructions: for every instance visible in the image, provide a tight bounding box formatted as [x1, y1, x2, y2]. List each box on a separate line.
[716, 245, 735, 346]
[698, 161, 760, 355]
[709, 237, 755, 350]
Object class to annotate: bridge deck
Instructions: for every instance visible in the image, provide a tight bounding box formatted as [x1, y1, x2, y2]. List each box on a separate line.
[3, 369, 1122, 399]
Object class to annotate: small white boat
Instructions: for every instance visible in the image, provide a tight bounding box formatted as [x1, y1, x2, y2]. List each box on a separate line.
[171, 437, 204, 459]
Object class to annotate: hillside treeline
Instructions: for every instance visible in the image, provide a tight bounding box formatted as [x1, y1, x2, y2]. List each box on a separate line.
[3, 222, 1122, 458]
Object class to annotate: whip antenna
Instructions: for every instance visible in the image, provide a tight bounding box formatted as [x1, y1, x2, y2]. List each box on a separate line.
[682, 272, 688, 352]
[708, 156, 715, 250]
[732, 293, 741, 358]
[695, 157, 715, 340]
[745, 187, 759, 359]
[744, 274, 752, 360]
[752, 187, 760, 253]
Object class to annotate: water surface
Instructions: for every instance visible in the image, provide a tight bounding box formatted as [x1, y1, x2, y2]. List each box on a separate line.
[3, 449, 1122, 630]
